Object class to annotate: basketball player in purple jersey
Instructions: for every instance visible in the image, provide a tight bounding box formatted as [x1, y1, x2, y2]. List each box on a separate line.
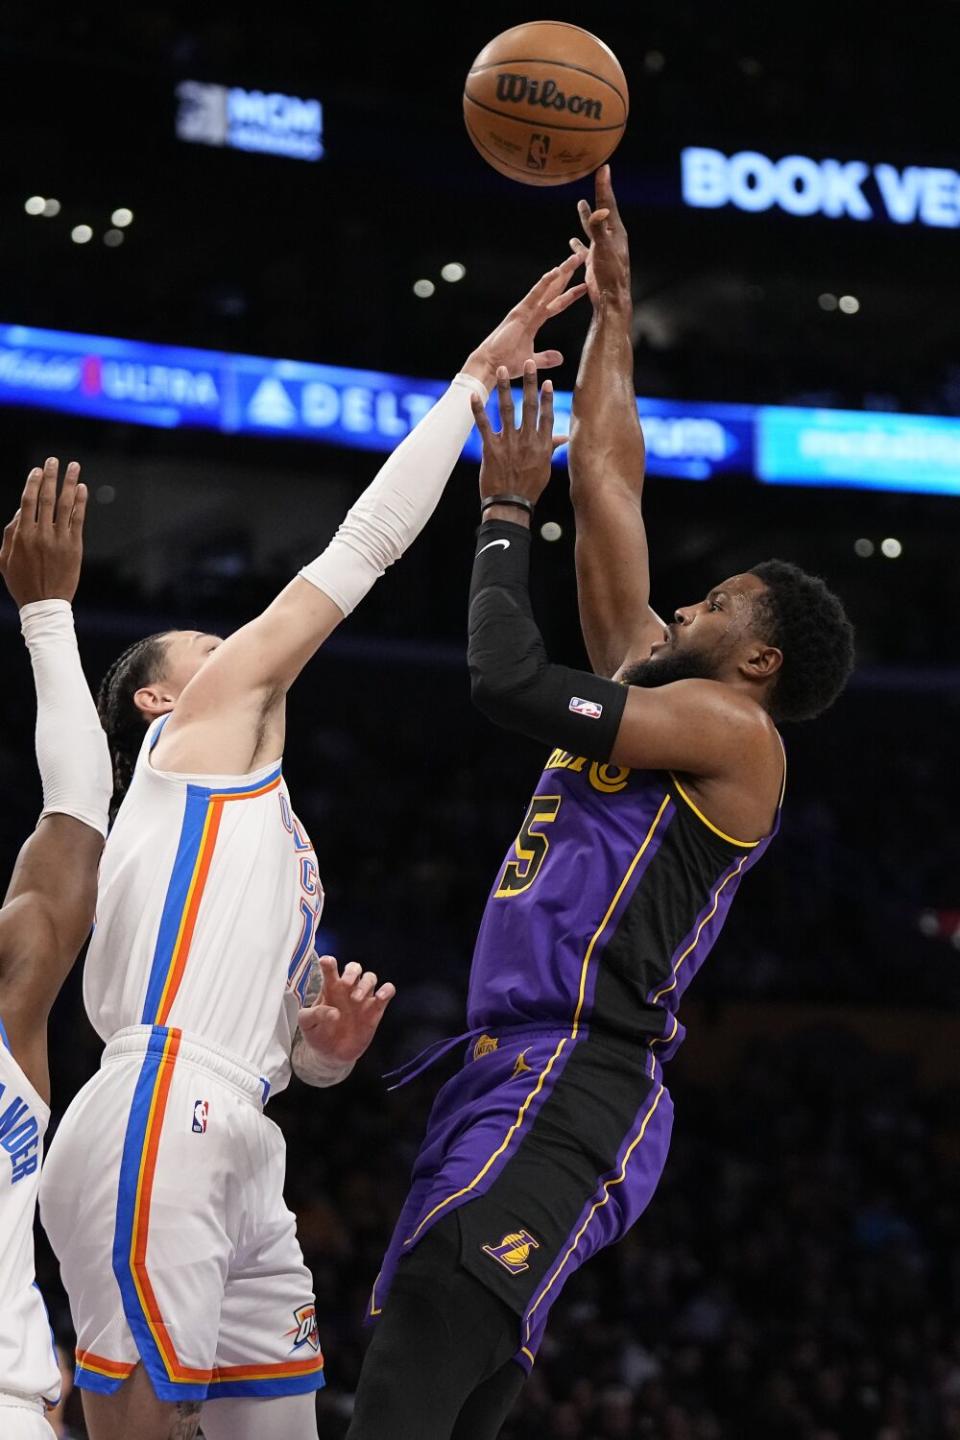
[347, 169, 855, 1440]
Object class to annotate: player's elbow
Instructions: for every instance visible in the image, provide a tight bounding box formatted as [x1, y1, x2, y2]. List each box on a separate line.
[469, 665, 515, 728]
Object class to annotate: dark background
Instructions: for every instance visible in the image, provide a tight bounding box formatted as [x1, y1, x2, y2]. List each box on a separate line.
[0, 4, 958, 1437]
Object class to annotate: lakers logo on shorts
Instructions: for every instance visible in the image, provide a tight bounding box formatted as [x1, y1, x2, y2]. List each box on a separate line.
[473, 1034, 499, 1061]
[482, 1230, 540, 1275]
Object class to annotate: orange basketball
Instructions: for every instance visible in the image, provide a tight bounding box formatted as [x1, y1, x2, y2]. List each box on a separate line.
[463, 21, 629, 187]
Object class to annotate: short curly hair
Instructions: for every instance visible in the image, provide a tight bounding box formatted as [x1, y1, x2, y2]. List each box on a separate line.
[748, 560, 855, 723]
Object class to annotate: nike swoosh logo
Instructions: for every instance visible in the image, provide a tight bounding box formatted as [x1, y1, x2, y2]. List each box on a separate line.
[476, 538, 511, 557]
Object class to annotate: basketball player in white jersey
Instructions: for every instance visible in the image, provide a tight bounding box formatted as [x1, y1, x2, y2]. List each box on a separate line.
[39, 254, 588, 1440]
[0, 459, 113, 1438]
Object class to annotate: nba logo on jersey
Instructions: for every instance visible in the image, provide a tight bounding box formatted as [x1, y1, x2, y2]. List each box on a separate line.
[569, 695, 603, 719]
[192, 1100, 209, 1134]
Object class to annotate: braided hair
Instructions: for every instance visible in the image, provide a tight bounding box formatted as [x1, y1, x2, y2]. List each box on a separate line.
[96, 633, 171, 815]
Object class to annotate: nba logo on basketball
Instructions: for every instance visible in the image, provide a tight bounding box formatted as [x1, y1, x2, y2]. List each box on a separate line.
[192, 1100, 209, 1134]
[526, 134, 550, 169]
[482, 1230, 540, 1275]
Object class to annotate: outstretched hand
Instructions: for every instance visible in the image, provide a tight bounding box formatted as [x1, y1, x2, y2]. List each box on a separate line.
[569, 164, 631, 307]
[464, 251, 587, 390]
[297, 955, 396, 1066]
[471, 360, 565, 511]
[0, 458, 88, 610]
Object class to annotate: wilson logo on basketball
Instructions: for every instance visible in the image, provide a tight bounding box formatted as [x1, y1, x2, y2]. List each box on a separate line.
[495, 74, 603, 121]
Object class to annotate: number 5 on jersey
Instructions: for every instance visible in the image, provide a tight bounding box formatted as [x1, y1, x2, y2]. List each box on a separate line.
[494, 795, 562, 898]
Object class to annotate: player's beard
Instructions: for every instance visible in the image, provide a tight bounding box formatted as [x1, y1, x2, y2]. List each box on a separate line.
[621, 643, 722, 690]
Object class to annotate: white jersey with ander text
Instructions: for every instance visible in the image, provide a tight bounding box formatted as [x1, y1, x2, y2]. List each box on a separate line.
[0, 1021, 59, 1404]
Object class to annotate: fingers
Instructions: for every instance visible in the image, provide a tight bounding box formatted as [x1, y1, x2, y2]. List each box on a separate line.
[595, 163, 620, 218]
[578, 198, 611, 241]
[37, 457, 58, 525]
[532, 348, 563, 371]
[315, 954, 392, 1008]
[537, 376, 554, 440]
[0, 512, 17, 571]
[552, 434, 570, 452]
[555, 247, 586, 280]
[338, 959, 362, 989]
[69, 481, 88, 535]
[522, 264, 567, 312]
[495, 366, 514, 431]
[350, 970, 379, 1003]
[545, 281, 588, 317]
[521, 358, 538, 428]
[470, 391, 495, 442]
[569, 236, 588, 256]
[57, 461, 80, 527]
[535, 250, 587, 309]
[20, 467, 42, 524]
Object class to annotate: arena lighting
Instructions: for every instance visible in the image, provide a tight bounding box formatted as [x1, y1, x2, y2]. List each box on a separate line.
[540, 521, 562, 542]
[839, 295, 861, 315]
[441, 262, 467, 283]
[681, 147, 960, 227]
[818, 293, 838, 311]
[42, 199, 61, 218]
[881, 537, 903, 558]
[70, 225, 93, 245]
[24, 196, 45, 215]
[103, 229, 124, 248]
[1, 321, 960, 496]
[854, 538, 875, 558]
[111, 208, 133, 228]
[413, 279, 435, 298]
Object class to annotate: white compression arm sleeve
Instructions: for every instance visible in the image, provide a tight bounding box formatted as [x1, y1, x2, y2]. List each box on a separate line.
[20, 599, 112, 838]
[299, 370, 488, 616]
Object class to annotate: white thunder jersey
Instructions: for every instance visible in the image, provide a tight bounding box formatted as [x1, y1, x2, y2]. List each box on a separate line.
[84, 717, 324, 1094]
[0, 1023, 59, 1405]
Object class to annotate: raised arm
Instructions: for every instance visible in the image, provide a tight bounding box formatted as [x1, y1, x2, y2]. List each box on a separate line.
[154, 254, 586, 775]
[568, 166, 666, 678]
[0, 461, 111, 1098]
[469, 370, 782, 843]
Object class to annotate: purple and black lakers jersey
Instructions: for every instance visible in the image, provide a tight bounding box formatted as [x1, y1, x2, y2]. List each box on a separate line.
[467, 745, 783, 1058]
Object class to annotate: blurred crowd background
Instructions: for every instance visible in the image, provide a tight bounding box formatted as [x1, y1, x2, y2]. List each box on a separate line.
[0, 3, 958, 1437]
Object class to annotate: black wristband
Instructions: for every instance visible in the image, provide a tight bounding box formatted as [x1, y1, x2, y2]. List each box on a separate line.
[480, 493, 535, 517]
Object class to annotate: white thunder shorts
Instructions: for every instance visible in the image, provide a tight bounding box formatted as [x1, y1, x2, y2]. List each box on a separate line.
[39, 1025, 324, 1405]
[0, 1393, 56, 1438]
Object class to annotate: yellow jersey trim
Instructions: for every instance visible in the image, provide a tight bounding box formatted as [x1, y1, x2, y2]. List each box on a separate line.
[401, 794, 672, 1249]
[669, 774, 760, 849]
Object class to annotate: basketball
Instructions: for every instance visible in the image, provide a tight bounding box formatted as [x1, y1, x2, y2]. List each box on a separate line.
[463, 21, 629, 187]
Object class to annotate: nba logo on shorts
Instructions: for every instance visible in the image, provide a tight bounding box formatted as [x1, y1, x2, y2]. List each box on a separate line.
[482, 1230, 540, 1275]
[192, 1100, 209, 1134]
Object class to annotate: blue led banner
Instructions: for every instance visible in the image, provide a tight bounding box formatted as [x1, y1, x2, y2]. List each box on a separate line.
[0, 322, 958, 496]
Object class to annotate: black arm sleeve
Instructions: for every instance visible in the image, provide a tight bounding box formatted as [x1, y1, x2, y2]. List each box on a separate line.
[467, 520, 628, 760]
